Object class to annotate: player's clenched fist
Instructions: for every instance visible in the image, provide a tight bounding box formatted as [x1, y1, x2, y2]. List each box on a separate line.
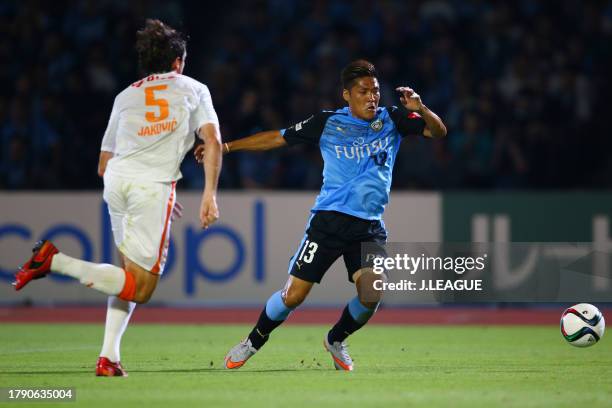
[199, 193, 219, 229]
[396, 86, 424, 112]
[194, 142, 229, 163]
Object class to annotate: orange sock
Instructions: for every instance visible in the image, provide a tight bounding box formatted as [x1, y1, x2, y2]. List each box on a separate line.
[118, 270, 136, 301]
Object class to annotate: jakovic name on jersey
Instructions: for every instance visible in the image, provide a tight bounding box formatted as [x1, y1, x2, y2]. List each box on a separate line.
[137, 117, 178, 136]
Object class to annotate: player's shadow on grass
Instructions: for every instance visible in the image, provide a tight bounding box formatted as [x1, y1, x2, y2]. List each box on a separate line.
[131, 368, 319, 373]
[4, 367, 323, 375]
[4, 370, 92, 375]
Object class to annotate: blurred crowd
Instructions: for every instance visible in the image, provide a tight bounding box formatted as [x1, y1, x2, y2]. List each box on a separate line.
[1, 0, 611, 190]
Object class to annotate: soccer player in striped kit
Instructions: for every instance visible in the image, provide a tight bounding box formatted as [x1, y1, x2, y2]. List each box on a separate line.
[13, 20, 223, 376]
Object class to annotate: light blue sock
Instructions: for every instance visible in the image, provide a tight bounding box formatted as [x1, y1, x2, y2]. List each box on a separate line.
[347, 296, 379, 324]
[264, 290, 294, 321]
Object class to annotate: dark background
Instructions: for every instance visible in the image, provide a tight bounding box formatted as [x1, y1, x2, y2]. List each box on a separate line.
[1, 0, 611, 191]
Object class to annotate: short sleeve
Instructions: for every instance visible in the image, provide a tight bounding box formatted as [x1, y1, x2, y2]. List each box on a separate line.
[100, 99, 119, 152]
[281, 112, 330, 146]
[388, 105, 426, 138]
[191, 84, 219, 135]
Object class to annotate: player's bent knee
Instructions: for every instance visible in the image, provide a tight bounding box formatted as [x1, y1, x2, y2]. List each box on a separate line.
[283, 289, 307, 308]
[132, 277, 157, 304]
[355, 269, 384, 307]
[282, 283, 310, 308]
[358, 290, 382, 308]
[133, 287, 153, 304]
[282, 276, 313, 308]
[121, 262, 159, 304]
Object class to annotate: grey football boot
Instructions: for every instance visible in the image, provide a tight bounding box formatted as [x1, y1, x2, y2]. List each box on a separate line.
[225, 338, 258, 369]
[323, 335, 354, 371]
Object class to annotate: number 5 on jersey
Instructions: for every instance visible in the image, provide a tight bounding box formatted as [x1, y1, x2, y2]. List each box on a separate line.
[298, 240, 318, 263]
[145, 85, 169, 122]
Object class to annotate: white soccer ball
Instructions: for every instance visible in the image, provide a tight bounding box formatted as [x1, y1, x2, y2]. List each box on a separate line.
[561, 303, 605, 347]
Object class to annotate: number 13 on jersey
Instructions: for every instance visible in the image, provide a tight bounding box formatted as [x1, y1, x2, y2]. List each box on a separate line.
[298, 240, 319, 263]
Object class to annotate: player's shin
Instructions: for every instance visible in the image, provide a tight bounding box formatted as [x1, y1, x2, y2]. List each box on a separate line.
[51, 253, 127, 296]
[247, 290, 295, 349]
[100, 296, 136, 362]
[328, 296, 380, 343]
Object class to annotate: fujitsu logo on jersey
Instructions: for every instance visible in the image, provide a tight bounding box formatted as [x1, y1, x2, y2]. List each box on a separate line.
[334, 136, 390, 163]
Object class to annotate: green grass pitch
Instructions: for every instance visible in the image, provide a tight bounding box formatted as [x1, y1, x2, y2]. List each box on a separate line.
[1, 324, 611, 407]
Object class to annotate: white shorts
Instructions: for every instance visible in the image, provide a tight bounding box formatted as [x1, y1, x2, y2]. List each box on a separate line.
[103, 172, 176, 275]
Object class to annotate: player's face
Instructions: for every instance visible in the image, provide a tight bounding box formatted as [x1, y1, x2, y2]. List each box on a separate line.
[344, 77, 380, 121]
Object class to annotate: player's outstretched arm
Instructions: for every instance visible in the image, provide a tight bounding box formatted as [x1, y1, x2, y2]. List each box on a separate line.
[198, 123, 222, 229]
[194, 130, 286, 162]
[224, 130, 287, 153]
[396, 86, 447, 138]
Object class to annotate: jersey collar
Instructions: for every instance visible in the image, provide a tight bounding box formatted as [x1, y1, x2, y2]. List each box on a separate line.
[341, 106, 384, 124]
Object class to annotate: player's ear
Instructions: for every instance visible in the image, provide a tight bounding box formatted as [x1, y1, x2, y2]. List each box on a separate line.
[342, 88, 350, 103]
[171, 57, 182, 73]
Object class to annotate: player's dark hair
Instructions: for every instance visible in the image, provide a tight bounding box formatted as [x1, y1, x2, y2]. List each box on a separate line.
[341, 59, 377, 90]
[136, 19, 187, 75]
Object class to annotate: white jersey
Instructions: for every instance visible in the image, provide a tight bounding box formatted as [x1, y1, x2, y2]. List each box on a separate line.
[101, 72, 218, 182]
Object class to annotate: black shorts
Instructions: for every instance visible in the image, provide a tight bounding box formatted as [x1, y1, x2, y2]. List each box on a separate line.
[288, 211, 387, 284]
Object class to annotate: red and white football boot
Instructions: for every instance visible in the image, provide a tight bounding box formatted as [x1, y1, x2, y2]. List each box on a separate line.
[96, 357, 128, 377]
[13, 240, 59, 291]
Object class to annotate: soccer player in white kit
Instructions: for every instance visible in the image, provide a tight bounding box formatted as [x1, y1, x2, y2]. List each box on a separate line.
[12, 19, 223, 377]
